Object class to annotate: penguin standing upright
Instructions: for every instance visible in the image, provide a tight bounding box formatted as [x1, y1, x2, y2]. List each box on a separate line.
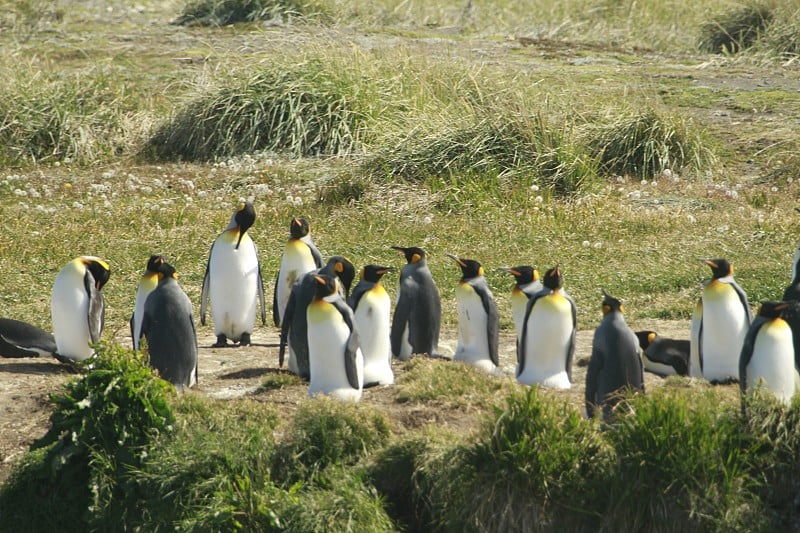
[517, 265, 576, 389]
[694, 258, 752, 383]
[307, 274, 364, 402]
[0, 318, 57, 359]
[740, 301, 799, 406]
[390, 246, 441, 360]
[783, 245, 800, 302]
[273, 217, 323, 327]
[200, 201, 266, 347]
[51, 256, 110, 362]
[141, 262, 198, 392]
[635, 330, 690, 377]
[448, 254, 499, 373]
[498, 265, 542, 343]
[347, 265, 395, 386]
[280, 256, 355, 379]
[586, 291, 645, 419]
[130, 254, 166, 350]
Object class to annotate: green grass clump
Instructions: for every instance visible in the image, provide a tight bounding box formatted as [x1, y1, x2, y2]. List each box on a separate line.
[697, 1, 774, 54]
[271, 397, 391, 486]
[172, 0, 329, 27]
[425, 387, 610, 531]
[146, 58, 385, 161]
[395, 357, 513, 406]
[0, 343, 175, 531]
[587, 109, 715, 179]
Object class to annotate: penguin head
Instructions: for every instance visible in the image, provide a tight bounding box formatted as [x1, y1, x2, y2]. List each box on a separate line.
[156, 261, 178, 281]
[498, 266, 539, 286]
[757, 300, 789, 319]
[635, 330, 657, 351]
[601, 289, 624, 314]
[289, 216, 310, 239]
[542, 265, 564, 291]
[701, 258, 733, 279]
[391, 246, 426, 265]
[447, 254, 483, 280]
[81, 256, 110, 290]
[313, 274, 339, 300]
[232, 201, 256, 249]
[361, 264, 394, 283]
[144, 254, 166, 276]
[324, 256, 356, 297]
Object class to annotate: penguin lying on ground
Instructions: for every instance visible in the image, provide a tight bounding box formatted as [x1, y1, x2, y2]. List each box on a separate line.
[448, 254, 499, 373]
[586, 291, 645, 420]
[347, 264, 395, 387]
[517, 265, 576, 389]
[51, 256, 111, 362]
[130, 254, 166, 351]
[0, 318, 57, 359]
[141, 262, 198, 392]
[273, 216, 323, 327]
[635, 330, 690, 377]
[390, 246, 441, 360]
[200, 201, 266, 347]
[307, 274, 364, 402]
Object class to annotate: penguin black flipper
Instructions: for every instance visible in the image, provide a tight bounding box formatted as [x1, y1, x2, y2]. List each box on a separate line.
[584, 342, 605, 419]
[84, 270, 105, 344]
[473, 277, 500, 366]
[256, 254, 267, 326]
[646, 339, 690, 376]
[732, 281, 753, 324]
[272, 273, 281, 327]
[391, 287, 413, 358]
[0, 318, 57, 358]
[565, 294, 578, 381]
[738, 316, 768, 393]
[309, 241, 324, 269]
[279, 289, 296, 368]
[199, 244, 213, 326]
[333, 298, 362, 390]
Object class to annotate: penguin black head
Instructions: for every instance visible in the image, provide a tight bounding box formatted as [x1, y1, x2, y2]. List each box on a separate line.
[635, 330, 657, 351]
[701, 258, 733, 279]
[290, 217, 310, 239]
[391, 246, 426, 265]
[542, 265, 563, 291]
[233, 201, 256, 249]
[498, 266, 539, 286]
[145, 254, 166, 274]
[447, 254, 483, 280]
[601, 290, 624, 314]
[324, 256, 356, 297]
[313, 274, 339, 299]
[757, 300, 789, 319]
[82, 257, 111, 290]
[156, 261, 178, 281]
[361, 264, 394, 283]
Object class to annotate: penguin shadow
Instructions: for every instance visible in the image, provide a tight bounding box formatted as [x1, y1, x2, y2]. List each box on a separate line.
[218, 366, 279, 380]
[0, 360, 75, 375]
[203, 341, 281, 349]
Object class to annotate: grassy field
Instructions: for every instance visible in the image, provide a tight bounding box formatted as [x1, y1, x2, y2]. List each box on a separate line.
[2, 0, 800, 530]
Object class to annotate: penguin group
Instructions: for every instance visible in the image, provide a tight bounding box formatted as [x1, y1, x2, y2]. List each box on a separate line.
[4, 200, 800, 413]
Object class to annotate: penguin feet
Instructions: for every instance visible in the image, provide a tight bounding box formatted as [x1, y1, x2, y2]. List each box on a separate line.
[239, 333, 251, 346]
[213, 335, 228, 348]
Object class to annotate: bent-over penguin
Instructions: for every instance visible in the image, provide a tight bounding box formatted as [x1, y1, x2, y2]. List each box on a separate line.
[273, 216, 323, 327]
[0, 318, 57, 359]
[347, 264, 395, 386]
[635, 330, 690, 377]
[200, 201, 266, 347]
[390, 246, 441, 360]
[130, 254, 166, 350]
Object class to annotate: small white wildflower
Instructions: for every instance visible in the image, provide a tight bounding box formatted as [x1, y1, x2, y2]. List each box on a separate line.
[102, 171, 115, 179]
[140, 186, 152, 194]
[29, 189, 41, 198]
[593, 242, 602, 249]
[661, 169, 672, 179]
[293, 196, 304, 207]
[530, 184, 540, 192]
[14, 189, 27, 197]
[582, 240, 591, 247]
[687, 215, 697, 223]
[628, 190, 641, 200]
[641, 179, 648, 185]
[72, 202, 84, 210]
[423, 216, 433, 224]
[197, 191, 208, 198]
[77, 398, 91, 409]
[771, 186, 778, 193]
[18, 202, 29, 209]
[535, 195, 543, 203]
[788, 177, 794, 184]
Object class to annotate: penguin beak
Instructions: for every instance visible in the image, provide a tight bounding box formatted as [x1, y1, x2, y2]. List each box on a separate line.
[446, 254, 465, 267]
[235, 231, 244, 250]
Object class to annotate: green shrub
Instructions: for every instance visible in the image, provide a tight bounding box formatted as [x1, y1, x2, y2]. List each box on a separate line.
[698, 2, 774, 54]
[172, 0, 328, 27]
[271, 397, 391, 487]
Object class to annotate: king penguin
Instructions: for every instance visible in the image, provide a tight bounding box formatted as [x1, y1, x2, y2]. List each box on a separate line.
[51, 256, 110, 362]
[635, 330, 690, 377]
[783, 243, 800, 302]
[0, 318, 57, 359]
[141, 262, 198, 392]
[347, 264, 395, 386]
[390, 246, 441, 360]
[739, 300, 799, 406]
[585, 291, 645, 420]
[307, 274, 364, 402]
[693, 258, 752, 383]
[448, 254, 499, 373]
[200, 201, 266, 347]
[279, 256, 356, 379]
[273, 216, 323, 327]
[130, 254, 166, 350]
[517, 265, 576, 389]
[498, 265, 542, 343]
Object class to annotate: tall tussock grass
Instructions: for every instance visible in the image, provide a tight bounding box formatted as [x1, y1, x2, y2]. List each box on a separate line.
[145, 58, 386, 161]
[172, 0, 329, 27]
[698, 1, 774, 54]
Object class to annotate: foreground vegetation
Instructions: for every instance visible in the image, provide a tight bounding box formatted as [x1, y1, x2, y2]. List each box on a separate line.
[2, 0, 800, 530]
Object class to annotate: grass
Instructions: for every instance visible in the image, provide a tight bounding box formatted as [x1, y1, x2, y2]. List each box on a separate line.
[698, 1, 774, 54]
[172, 0, 330, 27]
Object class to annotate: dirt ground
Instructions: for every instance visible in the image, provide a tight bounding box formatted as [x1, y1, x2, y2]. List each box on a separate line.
[0, 318, 697, 485]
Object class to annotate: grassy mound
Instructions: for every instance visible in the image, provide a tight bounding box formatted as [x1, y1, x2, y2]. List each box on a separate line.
[697, 1, 774, 54]
[172, 0, 329, 27]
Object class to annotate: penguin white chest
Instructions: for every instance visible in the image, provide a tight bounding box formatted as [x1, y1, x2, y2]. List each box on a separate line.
[209, 232, 259, 339]
[276, 240, 317, 324]
[519, 294, 573, 389]
[307, 301, 363, 401]
[51, 262, 93, 361]
[354, 287, 393, 385]
[701, 282, 749, 382]
[132, 274, 158, 350]
[747, 319, 797, 405]
[510, 289, 529, 341]
[454, 283, 493, 370]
